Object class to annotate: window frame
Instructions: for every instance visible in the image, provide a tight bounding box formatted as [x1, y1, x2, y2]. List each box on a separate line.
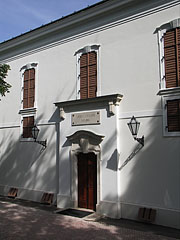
[19, 63, 38, 140]
[74, 45, 100, 99]
[20, 62, 38, 111]
[162, 94, 180, 137]
[157, 19, 180, 136]
[157, 18, 180, 91]
[22, 115, 35, 139]
[20, 114, 35, 141]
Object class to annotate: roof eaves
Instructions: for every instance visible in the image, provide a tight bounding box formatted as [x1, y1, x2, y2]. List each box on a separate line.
[0, 0, 109, 46]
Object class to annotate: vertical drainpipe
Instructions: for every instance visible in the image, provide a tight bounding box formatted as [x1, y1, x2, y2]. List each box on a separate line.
[116, 103, 121, 218]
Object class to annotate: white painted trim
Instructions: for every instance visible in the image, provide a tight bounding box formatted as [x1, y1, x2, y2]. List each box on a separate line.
[121, 201, 180, 229]
[158, 87, 180, 96]
[119, 109, 163, 120]
[121, 200, 180, 212]
[0, 120, 56, 129]
[0, 184, 56, 204]
[0, 123, 20, 129]
[116, 105, 121, 218]
[157, 29, 166, 89]
[19, 107, 37, 115]
[75, 44, 100, 99]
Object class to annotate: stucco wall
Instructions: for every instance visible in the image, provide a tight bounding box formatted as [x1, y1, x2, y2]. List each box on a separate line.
[0, 0, 179, 228]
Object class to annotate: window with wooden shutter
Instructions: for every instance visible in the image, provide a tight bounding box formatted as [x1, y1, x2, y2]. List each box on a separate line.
[23, 116, 34, 138]
[164, 28, 180, 88]
[167, 99, 180, 132]
[23, 68, 35, 109]
[80, 51, 97, 99]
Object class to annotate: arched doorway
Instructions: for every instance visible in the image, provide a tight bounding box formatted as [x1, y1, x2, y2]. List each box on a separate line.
[77, 152, 97, 211]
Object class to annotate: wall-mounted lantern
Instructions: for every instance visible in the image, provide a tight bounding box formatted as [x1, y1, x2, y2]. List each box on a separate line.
[32, 125, 47, 148]
[127, 116, 144, 146]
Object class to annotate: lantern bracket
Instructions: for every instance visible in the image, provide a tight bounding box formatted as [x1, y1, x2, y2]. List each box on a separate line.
[34, 139, 47, 148]
[32, 125, 47, 149]
[127, 116, 144, 146]
[134, 136, 144, 146]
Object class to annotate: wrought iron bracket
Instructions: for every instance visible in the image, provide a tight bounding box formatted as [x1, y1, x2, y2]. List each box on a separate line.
[35, 139, 47, 148]
[134, 136, 144, 146]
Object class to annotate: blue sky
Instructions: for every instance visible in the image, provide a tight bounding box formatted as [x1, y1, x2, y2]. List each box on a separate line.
[0, 0, 102, 43]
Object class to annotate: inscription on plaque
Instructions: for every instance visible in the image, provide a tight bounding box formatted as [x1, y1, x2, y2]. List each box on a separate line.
[72, 111, 100, 126]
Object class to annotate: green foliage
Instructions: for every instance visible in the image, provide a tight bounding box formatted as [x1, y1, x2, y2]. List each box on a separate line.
[0, 64, 11, 98]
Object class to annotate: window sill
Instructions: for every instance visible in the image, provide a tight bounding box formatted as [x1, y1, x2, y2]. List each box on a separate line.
[163, 130, 180, 137]
[157, 87, 180, 96]
[19, 107, 37, 115]
[20, 138, 34, 142]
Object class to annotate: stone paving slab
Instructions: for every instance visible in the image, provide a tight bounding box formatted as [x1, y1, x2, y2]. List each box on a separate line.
[0, 197, 180, 240]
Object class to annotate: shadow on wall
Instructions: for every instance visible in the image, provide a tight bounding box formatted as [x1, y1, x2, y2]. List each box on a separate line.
[0, 113, 58, 197]
[106, 149, 118, 171]
[119, 103, 180, 217]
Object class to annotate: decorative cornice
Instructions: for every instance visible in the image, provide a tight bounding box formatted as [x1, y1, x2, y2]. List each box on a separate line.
[74, 45, 100, 56]
[67, 130, 104, 143]
[67, 130, 104, 153]
[20, 63, 38, 72]
[55, 94, 123, 108]
[155, 18, 180, 33]
[55, 94, 123, 120]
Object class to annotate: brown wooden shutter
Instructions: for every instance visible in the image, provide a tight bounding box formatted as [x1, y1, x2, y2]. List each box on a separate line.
[167, 99, 180, 132]
[23, 69, 35, 108]
[23, 116, 34, 138]
[80, 51, 97, 99]
[164, 28, 180, 88]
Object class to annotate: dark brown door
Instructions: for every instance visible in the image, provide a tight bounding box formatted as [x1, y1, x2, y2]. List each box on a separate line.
[78, 152, 97, 210]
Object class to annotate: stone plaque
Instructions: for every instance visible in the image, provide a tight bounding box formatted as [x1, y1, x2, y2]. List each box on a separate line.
[72, 111, 100, 126]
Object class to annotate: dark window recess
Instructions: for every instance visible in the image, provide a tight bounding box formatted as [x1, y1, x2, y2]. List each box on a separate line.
[138, 207, 156, 223]
[8, 188, 18, 198]
[167, 99, 180, 132]
[41, 193, 54, 205]
[23, 68, 35, 109]
[164, 27, 180, 88]
[23, 116, 34, 138]
[80, 51, 97, 99]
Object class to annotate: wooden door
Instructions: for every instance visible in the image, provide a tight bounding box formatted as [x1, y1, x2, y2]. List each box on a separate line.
[78, 152, 97, 210]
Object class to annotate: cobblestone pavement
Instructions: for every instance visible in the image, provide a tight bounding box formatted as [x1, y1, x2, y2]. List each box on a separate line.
[0, 197, 180, 240]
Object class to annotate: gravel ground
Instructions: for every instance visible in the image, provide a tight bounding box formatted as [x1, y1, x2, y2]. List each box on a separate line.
[0, 197, 179, 240]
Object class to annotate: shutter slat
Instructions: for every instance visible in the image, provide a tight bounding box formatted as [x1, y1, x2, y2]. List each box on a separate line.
[23, 69, 35, 109]
[177, 28, 180, 43]
[80, 51, 97, 99]
[167, 99, 180, 132]
[164, 46, 176, 59]
[164, 28, 179, 88]
[23, 116, 34, 138]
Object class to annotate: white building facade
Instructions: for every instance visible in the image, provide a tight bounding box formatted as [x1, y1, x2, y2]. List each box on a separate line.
[0, 0, 179, 229]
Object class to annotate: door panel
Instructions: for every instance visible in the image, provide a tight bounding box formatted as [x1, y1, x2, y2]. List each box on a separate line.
[87, 155, 97, 210]
[78, 152, 97, 210]
[78, 154, 87, 208]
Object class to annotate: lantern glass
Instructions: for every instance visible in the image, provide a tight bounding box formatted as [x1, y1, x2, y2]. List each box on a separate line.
[127, 116, 140, 137]
[32, 125, 39, 140]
